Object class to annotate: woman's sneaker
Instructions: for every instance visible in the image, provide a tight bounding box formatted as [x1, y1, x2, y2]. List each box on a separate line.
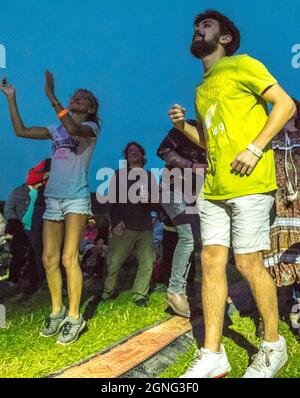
[243, 335, 288, 378]
[40, 306, 68, 337]
[180, 344, 231, 378]
[56, 314, 86, 345]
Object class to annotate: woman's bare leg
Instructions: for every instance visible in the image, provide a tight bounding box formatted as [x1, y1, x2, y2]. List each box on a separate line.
[62, 213, 88, 319]
[42, 220, 65, 314]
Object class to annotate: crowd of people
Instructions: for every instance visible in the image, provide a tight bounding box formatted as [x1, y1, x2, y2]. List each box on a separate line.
[0, 8, 299, 378]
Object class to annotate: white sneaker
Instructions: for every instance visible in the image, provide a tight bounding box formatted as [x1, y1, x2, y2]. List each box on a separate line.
[180, 344, 231, 378]
[243, 335, 288, 378]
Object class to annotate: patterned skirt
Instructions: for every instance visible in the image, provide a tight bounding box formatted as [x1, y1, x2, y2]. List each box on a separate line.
[263, 146, 300, 287]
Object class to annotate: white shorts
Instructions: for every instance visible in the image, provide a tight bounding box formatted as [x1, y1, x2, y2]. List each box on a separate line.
[197, 193, 275, 254]
[43, 197, 92, 222]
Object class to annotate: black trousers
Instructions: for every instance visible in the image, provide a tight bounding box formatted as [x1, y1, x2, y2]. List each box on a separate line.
[8, 230, 28, 283]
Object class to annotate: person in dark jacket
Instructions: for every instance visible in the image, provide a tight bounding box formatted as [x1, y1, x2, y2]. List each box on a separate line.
[157, 121, 206, 317]
[4, 209, 27, 287]
[102, 142, 159, 307]
[4, 159, 51, 291]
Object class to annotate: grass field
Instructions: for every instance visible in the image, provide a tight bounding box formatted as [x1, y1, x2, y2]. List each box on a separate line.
[0, 281, 168, 378]
[0, 271, 299, 378]
[159, 313, 300, 378]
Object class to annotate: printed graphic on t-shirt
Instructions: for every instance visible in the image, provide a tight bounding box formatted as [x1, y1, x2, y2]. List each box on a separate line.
[205, 103, 217, 130]
[45, 122, 99, 198]
[52, 126, 80, 160]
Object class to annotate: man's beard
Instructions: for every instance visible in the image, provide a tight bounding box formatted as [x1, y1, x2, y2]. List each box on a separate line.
[190, 34, 220, 59]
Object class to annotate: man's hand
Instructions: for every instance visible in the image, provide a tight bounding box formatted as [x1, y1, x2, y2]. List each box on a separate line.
[45, 70, 55, 101]
[168, 104, 186, 131]
[231, 150, 260, 176]
[112, 221, 125, 237]
[0, 78, 16, 98]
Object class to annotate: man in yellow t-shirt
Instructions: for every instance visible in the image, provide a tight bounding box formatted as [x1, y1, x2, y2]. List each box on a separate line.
[168, 9, 296, 379]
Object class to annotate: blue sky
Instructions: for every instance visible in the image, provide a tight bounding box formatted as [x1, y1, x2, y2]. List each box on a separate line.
[0, 0, 299, 199]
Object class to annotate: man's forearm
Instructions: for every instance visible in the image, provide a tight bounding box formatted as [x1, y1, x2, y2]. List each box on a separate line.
[252, 100, 296, 150]
[162, 150, 193, 169]
[180, 121, 206, 149]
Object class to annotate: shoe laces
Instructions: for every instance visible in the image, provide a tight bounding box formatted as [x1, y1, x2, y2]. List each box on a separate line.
[61, 321, 73, 336]
[44, 317, 52, 329]
[250, 346, 272, 372]
[196, 348, 207, 359]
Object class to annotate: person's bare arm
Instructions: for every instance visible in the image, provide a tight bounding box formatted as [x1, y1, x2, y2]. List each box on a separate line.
[45, 71, 96, 138]
[231, 83, 296, 175]
[168, 104, 206, 149]
[252, 83, 296, 149]
[0, 79, 51, 139]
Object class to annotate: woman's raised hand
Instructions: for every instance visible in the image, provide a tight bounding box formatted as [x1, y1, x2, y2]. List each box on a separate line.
[45, 70, 55, 100]
[0, 78, 16, 98]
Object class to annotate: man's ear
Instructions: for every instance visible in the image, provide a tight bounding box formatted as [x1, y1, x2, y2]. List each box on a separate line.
[219, 34, 232, 45]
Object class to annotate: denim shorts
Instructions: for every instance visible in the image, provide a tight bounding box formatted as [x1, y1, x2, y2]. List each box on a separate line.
[197, 193, 275, 254]
[43, 197, 92, 221]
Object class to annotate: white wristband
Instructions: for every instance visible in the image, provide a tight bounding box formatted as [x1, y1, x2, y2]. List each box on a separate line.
[247, 143, 263, 158]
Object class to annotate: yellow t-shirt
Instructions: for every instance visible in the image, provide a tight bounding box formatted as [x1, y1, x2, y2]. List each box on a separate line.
[195, 54, 278, 200]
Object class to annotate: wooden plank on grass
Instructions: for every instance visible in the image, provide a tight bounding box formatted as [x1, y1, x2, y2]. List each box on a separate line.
[54, 316, 192, 378]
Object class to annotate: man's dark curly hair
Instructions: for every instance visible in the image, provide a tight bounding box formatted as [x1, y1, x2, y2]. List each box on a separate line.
[194, 10, 240, 56]
[123, 141, 147, 166]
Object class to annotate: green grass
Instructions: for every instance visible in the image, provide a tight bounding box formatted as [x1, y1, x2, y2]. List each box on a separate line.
[1, 274, 299, 378]
[159, 312, 300, 378]
[0, 283, 168, 378]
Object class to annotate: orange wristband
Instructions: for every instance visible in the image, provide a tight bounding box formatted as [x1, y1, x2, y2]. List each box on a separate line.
[57, 109, 69, 119]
